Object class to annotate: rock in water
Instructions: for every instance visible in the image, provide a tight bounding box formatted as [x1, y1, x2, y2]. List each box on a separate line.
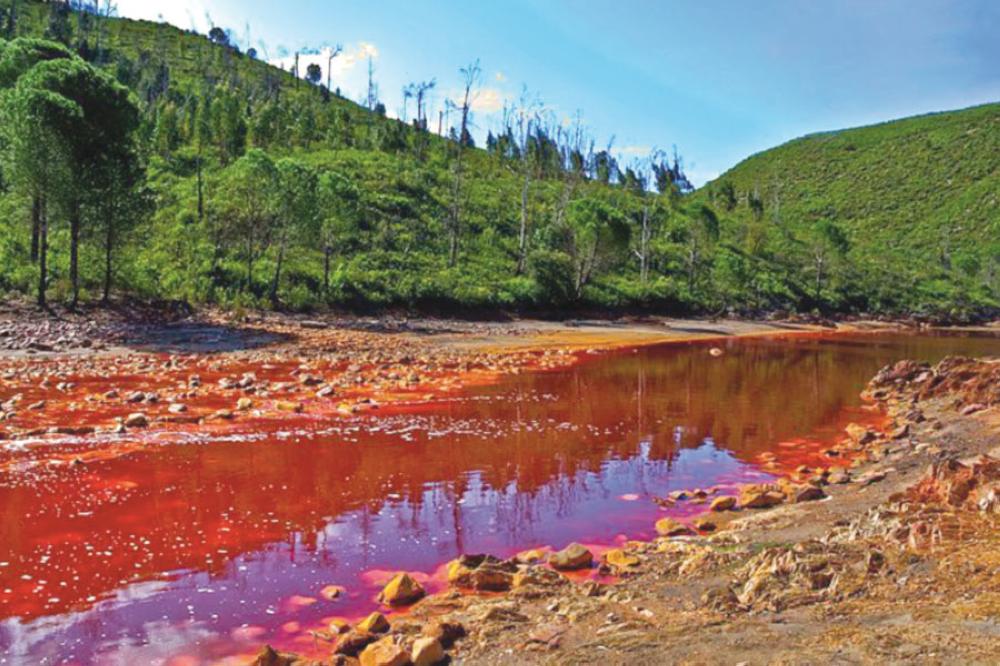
[549, 543, 593, 570]
[378, 572, 425, 606]
[124, 412, 148, 428]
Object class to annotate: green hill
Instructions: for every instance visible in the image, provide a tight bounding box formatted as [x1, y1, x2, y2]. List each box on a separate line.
[0, 0, 997, 319]
[700, 104, 1000, 316]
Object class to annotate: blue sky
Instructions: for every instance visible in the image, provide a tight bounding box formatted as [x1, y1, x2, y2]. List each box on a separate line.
[115, 0, 1000, 185]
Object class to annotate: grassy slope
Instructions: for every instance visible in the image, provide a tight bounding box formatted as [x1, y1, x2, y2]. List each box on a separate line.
[703, 104, 1000, 309]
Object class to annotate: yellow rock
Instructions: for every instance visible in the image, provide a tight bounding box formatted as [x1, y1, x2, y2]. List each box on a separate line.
[603, 548, 640, 568]
[709, 496, 737, 512]
[655, 517, 694, 537]
[378, 572, 425, 606]
[357, 611, 390, 634]
[514, 548, 547, 564]
[411, 636, 445, 666]
[360, 637, 409, 666]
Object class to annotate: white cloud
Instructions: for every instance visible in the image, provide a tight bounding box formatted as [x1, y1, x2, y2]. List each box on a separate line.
[618, 145, 653, 157]
[269, 42, 379, 97]
[472, 87, 507, 113]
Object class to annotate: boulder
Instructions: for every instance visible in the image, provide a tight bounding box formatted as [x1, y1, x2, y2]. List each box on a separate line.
[124, 412, 148, 428]
[378, 572, 425, 606]
[359, 637, 409, 666]
[446, 554, 516, 591]
[603, 548, 640, 568]
[655, 517, 695, 537]
[335, 631, 377, 657]
[411, 636, 445, 666]
[357, 612, 390, 634]
[693, 517, 717, 532]
[739, 486, 785, 509]
[794, 485, 827, 503]
[511, 566, 566, 589]
[549, 543, 593, 571]
[845, 423, 877, 445]
[709, 495, 737, 512]
[249, 645, 298, 666]
[422, 620, 466, 647]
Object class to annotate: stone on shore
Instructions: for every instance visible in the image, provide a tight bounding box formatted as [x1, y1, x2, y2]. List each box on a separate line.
[655, 517, 695, 537]
[411, 636, 445, 666]
[709, 495, 738, 511]
[549, 543, 593, 570]
[359, 637, 409, 666]
[357, 612, 390, 634]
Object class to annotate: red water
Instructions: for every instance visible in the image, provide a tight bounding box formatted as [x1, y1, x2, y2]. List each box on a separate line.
[2, 331, 999, 665]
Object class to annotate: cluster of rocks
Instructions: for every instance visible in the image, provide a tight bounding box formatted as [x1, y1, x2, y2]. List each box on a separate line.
[0, 318, 111, 353]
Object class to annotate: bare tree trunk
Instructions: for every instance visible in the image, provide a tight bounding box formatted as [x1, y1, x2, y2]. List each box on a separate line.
[196, 153, 204, 221]
[323, 246, 332, 296]
[640, 205, 650, 284]
[448, 161, 462, 267]
[103, 219, 113, 303]
[516, 171, 530, 275]
[30, 195, 40, 263]
[245, 231, 254, 292]
[69, 204, 80, 309]
[270, 236, 286, 306]
[37, 197, 47, 308]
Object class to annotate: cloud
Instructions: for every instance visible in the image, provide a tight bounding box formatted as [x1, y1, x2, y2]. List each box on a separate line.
[269, 42, 379, 94]
[618, 145, 653, 157]
[472, 87, 507, 113]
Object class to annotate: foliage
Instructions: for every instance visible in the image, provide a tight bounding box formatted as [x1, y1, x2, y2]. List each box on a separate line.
[0, 0, 996, 319]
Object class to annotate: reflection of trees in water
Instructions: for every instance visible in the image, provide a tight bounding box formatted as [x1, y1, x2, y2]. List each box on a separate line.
[6, 334, 996, 621]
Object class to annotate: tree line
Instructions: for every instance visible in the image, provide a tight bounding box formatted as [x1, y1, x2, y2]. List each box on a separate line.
[0, 0, 868, 316]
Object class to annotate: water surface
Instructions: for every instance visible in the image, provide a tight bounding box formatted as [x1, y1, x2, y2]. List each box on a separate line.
[2, 331, 999, 664]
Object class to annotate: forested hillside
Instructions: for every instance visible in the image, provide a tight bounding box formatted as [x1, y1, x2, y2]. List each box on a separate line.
[0, 0, 997, 318]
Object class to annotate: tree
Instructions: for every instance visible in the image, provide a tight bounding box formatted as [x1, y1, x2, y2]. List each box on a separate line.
[446, 59, 480, 266]
[217, 149, 277, 293]
[17, 56, 138, 308]
[317, 170, 359, 296]
[805, 220, 849, 302]
[0, 85, 78, 307]
[0, 38, 72, 265]
[208, 26, 229, 47]
[269, 159, 317, 305]
[305, 62, 322, 85]
[565, 197, 630, 297]
[680, 204, 720, 293]
[93, 147, 148, 302]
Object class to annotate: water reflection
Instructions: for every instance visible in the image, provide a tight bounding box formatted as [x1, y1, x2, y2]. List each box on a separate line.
[2, 331, 999, 663]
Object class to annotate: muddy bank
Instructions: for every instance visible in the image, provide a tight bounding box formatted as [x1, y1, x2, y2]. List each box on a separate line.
[0, 299, 906, 359]
[254, 354, 1000, 665]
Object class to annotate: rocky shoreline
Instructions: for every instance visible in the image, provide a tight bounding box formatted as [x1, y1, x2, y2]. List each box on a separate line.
[252, 354, 1000, 665]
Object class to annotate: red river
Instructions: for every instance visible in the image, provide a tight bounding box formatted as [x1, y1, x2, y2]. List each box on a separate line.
[2, 331, 999, 664]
